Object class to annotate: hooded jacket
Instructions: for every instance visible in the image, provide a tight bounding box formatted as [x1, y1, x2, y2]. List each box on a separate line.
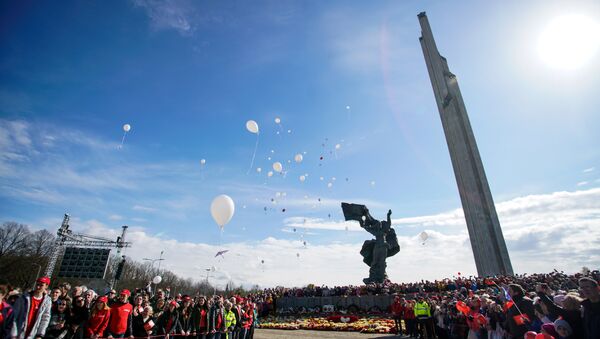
[18, 293, 52, 339]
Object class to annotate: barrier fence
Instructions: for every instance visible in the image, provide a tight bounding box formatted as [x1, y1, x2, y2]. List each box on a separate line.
[274, 295, 395, 313]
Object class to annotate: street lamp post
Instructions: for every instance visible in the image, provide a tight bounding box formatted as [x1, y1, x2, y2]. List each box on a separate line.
[143, 251, 165, 296]
[31, 263, 42, 290]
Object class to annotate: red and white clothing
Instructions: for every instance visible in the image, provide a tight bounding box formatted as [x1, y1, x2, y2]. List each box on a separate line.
[107, 302, 133, 336]
[86, 308, 110, 338]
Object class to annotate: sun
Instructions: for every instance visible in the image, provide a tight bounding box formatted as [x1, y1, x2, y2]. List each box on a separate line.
[537, 14, 600, 70]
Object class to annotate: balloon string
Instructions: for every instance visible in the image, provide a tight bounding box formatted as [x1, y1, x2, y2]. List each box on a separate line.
[246, 133, 259, 174]
[119, 132, 127, 149]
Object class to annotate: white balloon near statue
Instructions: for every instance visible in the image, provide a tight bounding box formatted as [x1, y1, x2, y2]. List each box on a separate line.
[210, 195, 235, 230]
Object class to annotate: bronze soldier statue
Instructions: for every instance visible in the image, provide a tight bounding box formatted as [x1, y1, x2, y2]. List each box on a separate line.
[341, 203, 400, 284]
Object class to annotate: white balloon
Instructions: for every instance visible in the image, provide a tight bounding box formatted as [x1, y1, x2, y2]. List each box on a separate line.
[200, 159, 206, 165]
[327, 182, 333, 188]
[370, 180, 376, 186]
[267, 171, 273, 177]
[152, 275, 162, 284]
[123, 124, 131, 132]
[294, 154, 303, 163]
[299, 175, 306, 182]
[275, 117, 281, 124]
[335, 144, 341, 150]
[210, 194, 235, 228]
[246, 120, 259, 134]
[275, 192, 281, 198]
[256, 167, 262, 173]
[419, 231, 429, 242]
[272, 162, 283, 172]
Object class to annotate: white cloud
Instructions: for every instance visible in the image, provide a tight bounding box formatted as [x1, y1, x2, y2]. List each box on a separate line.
[132, 205, 157, 213]
[132, 0, 195, 35]
[583, 167, 595, 173]
[109, 214, 124, 221]
[62, 188, 600, 288]
[577, 181, 589, 186]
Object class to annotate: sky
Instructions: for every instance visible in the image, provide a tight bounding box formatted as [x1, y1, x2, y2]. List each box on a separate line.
[1, 0, 600, 288]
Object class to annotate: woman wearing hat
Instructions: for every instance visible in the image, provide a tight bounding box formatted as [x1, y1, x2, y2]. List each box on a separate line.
[85, 296, 110, 339]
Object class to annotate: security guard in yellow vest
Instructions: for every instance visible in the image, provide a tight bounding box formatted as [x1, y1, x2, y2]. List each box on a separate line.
[224, 301, 237, 339]
[414, 296, 433, 339]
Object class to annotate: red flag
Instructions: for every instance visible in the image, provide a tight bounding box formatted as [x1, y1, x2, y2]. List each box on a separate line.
[513, 314, 531, 326]
[503, 300, 514, 313]
[456, 301, 469, 315]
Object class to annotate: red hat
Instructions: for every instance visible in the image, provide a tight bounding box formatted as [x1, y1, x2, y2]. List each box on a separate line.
[120, 289, 131, 296]
[169, 300, 178, 307]
[183, 296, 191, 302]
[524, 331, 537, 339]
[37, 276, 51, 285]
[97, 296, 108, 303]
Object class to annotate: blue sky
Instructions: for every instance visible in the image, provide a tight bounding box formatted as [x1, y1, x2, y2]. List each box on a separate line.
[1, 0, 599, 287]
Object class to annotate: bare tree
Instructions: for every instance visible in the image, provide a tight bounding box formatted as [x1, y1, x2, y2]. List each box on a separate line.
[0, 222, 30, 257]
[28, 229, 55, 257]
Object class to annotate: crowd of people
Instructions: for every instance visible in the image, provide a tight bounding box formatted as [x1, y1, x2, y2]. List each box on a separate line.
[0, 278, 257, 339]
[386, 275, 599, 339]
[0, 269, 598, 339]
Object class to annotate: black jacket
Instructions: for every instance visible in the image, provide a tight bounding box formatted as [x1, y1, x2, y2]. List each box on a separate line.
[538, 292, 583, 339]
[581, 299, 600, 339]
[156, 310, 182, 335]
[504, 296, 537, 339]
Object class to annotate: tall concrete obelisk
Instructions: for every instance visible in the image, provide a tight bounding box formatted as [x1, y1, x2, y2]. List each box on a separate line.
[418, 12, 513, 276]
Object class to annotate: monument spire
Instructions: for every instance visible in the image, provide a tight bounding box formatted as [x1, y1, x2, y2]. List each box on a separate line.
[418, 12, 514, 276]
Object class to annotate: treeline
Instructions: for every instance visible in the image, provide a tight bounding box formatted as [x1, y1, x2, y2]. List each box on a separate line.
[0, 221, 251, 296]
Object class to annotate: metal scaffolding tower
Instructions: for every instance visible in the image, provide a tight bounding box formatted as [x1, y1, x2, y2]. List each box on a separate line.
[44, 214, 132, 277]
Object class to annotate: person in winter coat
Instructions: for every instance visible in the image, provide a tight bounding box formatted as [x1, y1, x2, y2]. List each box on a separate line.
[106, 290, 133, 339]
[228, 298, 240, 339]
[209, 299, 225, 339]
[44, 298, 69, 339]
[535, 284, 583, 338]
[223, 301, 236, 339]
[178, 296, 193, 338]
[68, 296, 90, 339]
[191, 297, 209, 339]
[132, 306, 155, 338]
[390, 296, 404, 335]
[579, 277, 600, 339]
[1, 283, 16, 339]
[403, 300, 416, 338]
[18, 277, 52, 339]
[504, 284, 537, 339]
[156, 301, 183, 338]
[239, 304, 252, 339]
[85, 296, 110, 339]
